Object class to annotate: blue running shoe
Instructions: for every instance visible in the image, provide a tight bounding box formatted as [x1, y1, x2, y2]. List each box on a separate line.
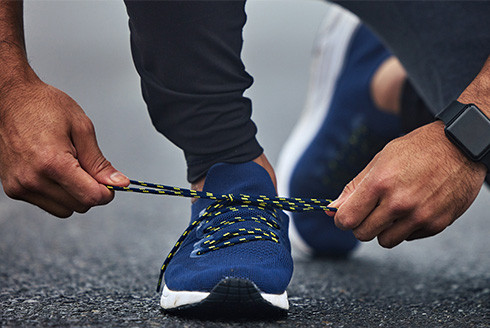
[160, 162, 293, 318]
[277, 6, 400, 258]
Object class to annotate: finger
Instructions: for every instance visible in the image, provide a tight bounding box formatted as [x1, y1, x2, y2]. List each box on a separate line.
[329, 153, 379, 209]
[405, 229, 435, 241]
[5, 179, 75, 218]
[59, 167, 116, 207]
[333, 165, 381, 231]
[7, 175, 97, 217]
[334, 186, 380, 231]
[71, 118, 129, 187]
[39, 178, 96, 213]
[21, 191, 75, 218]
[351, 200, 398, 242]
[376, 216, 420, 248]
[41, 152, 116, 208]
[405, 219, 449, 241]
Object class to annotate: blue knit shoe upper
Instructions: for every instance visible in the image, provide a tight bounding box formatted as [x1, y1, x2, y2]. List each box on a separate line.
[163, 162, 293, 295]
[288, 24, 401, 257]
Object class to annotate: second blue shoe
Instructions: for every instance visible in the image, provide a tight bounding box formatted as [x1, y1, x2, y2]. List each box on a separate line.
[277, 7, 400, 257]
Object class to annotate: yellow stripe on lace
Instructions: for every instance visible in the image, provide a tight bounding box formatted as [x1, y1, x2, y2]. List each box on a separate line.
[107, 180, 336, 213]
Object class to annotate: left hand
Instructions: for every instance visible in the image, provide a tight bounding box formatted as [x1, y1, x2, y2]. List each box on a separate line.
[328, 120, 486, 248]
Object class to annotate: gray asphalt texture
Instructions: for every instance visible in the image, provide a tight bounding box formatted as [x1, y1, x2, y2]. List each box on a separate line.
[1, 1, 489, 327]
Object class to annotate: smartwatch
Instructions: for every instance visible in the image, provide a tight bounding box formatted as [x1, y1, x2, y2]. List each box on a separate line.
[435, 101, 490, 171]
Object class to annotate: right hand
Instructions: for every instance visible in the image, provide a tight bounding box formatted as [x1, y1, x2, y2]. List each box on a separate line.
[0, 81, 129, 218]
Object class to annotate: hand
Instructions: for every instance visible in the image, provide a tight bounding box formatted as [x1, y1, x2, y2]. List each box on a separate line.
[328, 121, 486, 248]
[0, 81, 129, 218]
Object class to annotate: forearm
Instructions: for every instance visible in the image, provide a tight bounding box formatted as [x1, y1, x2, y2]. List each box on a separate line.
[0, 0, 39, 96]
[458, 55, 490, 114]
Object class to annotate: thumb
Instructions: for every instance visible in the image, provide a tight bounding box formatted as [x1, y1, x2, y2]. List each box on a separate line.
[326, 153, 379, 217]
[327, 179, 357, 215]
[72, 119, 129, 187]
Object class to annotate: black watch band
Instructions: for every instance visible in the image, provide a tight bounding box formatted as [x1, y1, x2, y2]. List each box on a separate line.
[435, 101, 490, 172]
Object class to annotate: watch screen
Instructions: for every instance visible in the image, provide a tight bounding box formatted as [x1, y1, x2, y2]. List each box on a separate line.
[446, 105, 490, 159]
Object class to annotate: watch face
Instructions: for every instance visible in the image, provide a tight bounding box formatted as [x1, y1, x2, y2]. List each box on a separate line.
[446, 105, 490, 160]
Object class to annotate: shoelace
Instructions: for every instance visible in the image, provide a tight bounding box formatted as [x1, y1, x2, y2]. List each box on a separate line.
[190, 201, 282, 256]
[107, 180, 337, 292]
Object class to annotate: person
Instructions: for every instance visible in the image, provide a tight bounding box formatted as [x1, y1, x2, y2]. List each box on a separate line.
[0, 0, 489, 318]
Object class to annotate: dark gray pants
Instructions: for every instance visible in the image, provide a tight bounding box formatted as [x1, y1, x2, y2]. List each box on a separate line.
[338, 1, 490, 112]
[125, 1, 490, 182]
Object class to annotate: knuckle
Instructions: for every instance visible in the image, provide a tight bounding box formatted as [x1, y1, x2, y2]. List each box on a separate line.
[36, 150, 65, 177]
[410, 210, 433, 229]
[78, 187, 112, 208]
[371, 172, 392, 194]
[386, 197, 416, 217]
[341, 181, 356, 196]
[335, 214, 355, 230]
[98, 191, 115, 206]
[18, 175, 42, 192]
[377, 236, 397, 249]
[55, 209, 74, 219]
[3, 181, 27, 200]
[78, 194, 100, 207]
[74, 205, 91, 214]
[92, 157, 113, 176]
[425, 221, 446, 236]
[353, 230, 374, 242]
[3, 172, 41, 198]
[75, 116, 95, 136]
[35, 149, 79, 181]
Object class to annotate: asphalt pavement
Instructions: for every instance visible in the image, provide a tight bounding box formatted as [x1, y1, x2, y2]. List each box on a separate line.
[1, 179, 489, 327]
[1, 1, 489, 327]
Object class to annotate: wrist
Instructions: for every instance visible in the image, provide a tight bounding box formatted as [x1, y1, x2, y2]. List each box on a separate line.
[0, 68, 43, 102]
[0, 73, 45, 126]
[432, 115, 487, 178]
[0, 62, 41, 94]
[429, 120, 487, 174]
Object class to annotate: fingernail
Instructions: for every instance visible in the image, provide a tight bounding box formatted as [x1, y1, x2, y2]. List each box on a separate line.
[110, 172, 128, 184]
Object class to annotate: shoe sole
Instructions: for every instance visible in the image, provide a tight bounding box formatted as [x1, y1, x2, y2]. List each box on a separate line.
[161, 278, 288, 319]
[276, 4, 360, 256]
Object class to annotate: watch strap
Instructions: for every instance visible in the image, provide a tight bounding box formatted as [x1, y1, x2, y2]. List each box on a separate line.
[435, 100, 466, 125]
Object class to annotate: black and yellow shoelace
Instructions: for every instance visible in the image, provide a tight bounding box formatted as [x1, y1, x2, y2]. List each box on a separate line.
[107, 180, 337, 292]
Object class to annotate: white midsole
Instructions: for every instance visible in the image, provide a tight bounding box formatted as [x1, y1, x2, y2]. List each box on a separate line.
[160, 284, 289, 310]
[276, 4, 360, 256]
